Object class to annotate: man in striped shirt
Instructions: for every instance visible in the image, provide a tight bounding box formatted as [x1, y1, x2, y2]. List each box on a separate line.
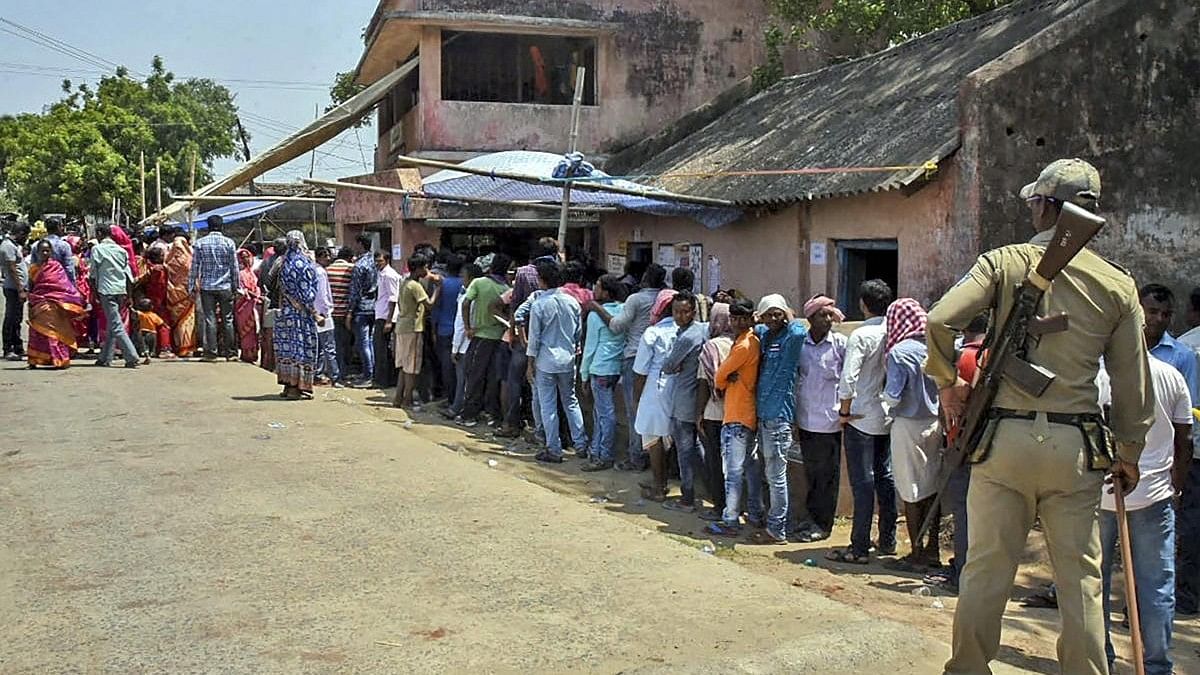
[327, 246, 355, 382]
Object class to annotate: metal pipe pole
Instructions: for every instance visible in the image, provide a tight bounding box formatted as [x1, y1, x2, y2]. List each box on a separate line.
[557, 66, 586, 254]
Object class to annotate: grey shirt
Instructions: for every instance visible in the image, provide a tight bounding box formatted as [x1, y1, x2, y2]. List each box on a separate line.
[609, 287, 659, 358]
[0, 237, 27, 291]
[662, 320, 709, 421]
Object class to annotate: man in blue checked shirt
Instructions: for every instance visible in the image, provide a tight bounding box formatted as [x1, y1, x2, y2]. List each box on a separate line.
[188, 214, 240, 361]
[344, 233, 378, 387]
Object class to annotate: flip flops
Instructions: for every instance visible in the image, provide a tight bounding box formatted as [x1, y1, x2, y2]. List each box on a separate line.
[826, 549, 870, 565]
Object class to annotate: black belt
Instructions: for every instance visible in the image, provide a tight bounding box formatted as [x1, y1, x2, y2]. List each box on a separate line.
[991, 407, 1104, 426]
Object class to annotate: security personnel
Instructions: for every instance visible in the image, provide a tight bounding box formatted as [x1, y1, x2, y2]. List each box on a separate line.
[927, 158, 1155, 674]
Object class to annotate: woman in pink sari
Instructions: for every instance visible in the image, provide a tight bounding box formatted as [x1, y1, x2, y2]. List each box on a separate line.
[64, 235, 94, 350]
[235, 248, 261, 363]
[27, 241, 86, 369]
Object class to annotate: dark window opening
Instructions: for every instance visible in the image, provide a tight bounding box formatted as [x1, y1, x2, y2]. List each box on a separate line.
[836, 240, 899, 321]
[378, 65, 420, 136]
[441, 30, 597, 105]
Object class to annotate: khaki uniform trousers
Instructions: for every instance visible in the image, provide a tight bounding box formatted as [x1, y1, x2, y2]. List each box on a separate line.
[945, 414, 1106, 675]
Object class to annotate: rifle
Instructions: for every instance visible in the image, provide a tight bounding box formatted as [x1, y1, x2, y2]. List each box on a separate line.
[918, 201, 1106, 542]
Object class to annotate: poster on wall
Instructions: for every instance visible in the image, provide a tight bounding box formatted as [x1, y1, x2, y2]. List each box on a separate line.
[391, 244, 404, 262]
[706, 255, 721, 295]
[810, 241, 827, 266]
[659, 242, 704, 294]
[657, 243, 677, 267]
[607, 253, 626, 275]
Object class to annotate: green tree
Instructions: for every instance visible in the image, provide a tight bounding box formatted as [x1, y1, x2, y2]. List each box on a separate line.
[0, 57, 241, 217]
[327, 70, 369, 127]
[755, 0, 1012, 88]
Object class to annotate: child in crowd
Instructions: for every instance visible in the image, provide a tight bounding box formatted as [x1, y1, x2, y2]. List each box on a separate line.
[133, 297, 171, 364]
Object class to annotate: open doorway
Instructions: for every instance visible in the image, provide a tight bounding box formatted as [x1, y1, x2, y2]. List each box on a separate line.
[836, 239, 898, 320]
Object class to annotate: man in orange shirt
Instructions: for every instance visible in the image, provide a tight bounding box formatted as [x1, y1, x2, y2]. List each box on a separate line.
[707, 298, 760, 536]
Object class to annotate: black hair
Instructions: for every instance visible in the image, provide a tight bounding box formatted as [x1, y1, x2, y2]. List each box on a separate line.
[45, 218, 62, 235]
[965, 311, 990, 336]
[1139, 283, 1174, 305]
[95, 224, 113, 240]
[315, 246, 332, 259]
[564, 260, 585, 285]
[672, 290, 697, 309]
[335, 246, 352, 260]
[535, 259, 562, 288]
[642, 263, 667, 290]
[597, 274, 627, 302]
[272, 237, 288, 250]
[859, 279, 894, 316]
[490, 252, 512, 275]
[205, 214, 223, 231]
[534, 236, 559, 259]
[445, 254, 464, 275]
[147, 246, 165, 263]
[408, 253, 429, 270]
[671, 266, 694, 292]
[729, 298, 755, 317]
[463, 262, 483, 280]
[355, 233, 372, 251]
[377, 250, 392, 263]
[11, 222, 30, 237]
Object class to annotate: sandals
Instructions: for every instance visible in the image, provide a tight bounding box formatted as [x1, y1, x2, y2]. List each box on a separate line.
[749, 530, 787, 545]
[706, 522, 741, 537]
[826, 549, 870, 565]
[662, 499, 697, 513]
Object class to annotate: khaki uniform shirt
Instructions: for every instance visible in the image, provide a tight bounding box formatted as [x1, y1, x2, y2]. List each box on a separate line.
[926, 229, 1154, 462]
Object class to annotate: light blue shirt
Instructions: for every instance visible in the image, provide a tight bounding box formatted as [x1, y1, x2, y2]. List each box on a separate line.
[1150, 332, 1199, 406]
[754, 320, 808, 422]
[581, 300, 624, 379]
[527, 288, 581, 374]
[882, 338, 939, 419]
[88, 238, 134, 297]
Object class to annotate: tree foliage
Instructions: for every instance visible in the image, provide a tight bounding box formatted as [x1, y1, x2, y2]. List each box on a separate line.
[755, 0, 1013, 87]
[0, 57, 241, 218]
[327, 70, 370, 128]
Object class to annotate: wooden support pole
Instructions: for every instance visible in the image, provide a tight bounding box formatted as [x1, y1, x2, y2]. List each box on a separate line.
[155, 161, 162, 213]
[557, 66, 586, 254]
[139, 151, 147, 222]
[301, 177, 616, 213]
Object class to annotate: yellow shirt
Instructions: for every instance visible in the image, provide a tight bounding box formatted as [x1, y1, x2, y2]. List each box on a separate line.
[925, 229, 1154, 462]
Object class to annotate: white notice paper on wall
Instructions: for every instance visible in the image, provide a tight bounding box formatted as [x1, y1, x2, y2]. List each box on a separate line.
[658, 244, 678, 267]
[706, 255, 721, 295]
[391, 244, 404, 262]
[810, 242, 827, 266]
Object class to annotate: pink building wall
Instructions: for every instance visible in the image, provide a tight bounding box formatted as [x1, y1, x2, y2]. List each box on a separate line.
[332, 169, 439, 272]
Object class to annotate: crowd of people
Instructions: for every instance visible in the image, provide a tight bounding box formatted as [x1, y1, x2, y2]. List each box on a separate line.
[3, 158, 1200, 674]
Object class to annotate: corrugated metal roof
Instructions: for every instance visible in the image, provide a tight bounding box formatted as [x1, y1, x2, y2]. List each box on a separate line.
[628, 0, 1092, 205]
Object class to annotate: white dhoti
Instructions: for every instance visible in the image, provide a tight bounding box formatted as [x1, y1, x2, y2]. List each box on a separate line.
[890, 415, 943, 503]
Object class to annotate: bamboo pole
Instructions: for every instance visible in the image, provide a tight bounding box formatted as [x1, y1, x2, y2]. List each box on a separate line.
[169, 193, 334, 204]
[1114, 479, 1146, 675]
[139, 152, 147, 222]
[390, 156, 736, 208]
[155, 161, 162, 213]
[557, 66, 586, 253]
[188, 154, 197, 238]
[301, 177, 616, 213]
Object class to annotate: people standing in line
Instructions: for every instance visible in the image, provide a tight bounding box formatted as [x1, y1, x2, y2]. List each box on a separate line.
[632, 300, 679, 500]
[187, 215, 240, 362]
[746, 293, 807, 544]
[372, 250, 401, 389]
[695, 302, 735, 520]
[89, 224, 140, 369]
[790, 294, 847, 543]
[660, 291, 709, 512]
[25, 239, 86, 369]
[446, 262, 480, 419]
[502, 239, 559, 438]
[1096, 353, 1191, 675]
[432, 255, 465, 407]
[234, 248, 261, 364]
[559, 260, 593, 308]
[1, 222, 30, 360]
[580, 274, 627, 472]
[392, 254, 438, 410]
[509, 276, 548, 442]
[258, 237, 288, 372]
[828, 279, 897, 564]
[526, 259, 587, 463]
[882, 298, 943, 571]
[708, 298, 760, 537]
[931, 158, 1154, 675]
[456, 253, 511, 428]
[164, 226, 198, 358]
[590, 262, 669, 471]
[345, 234, 378, 388]
[326, 247, 355, 383]
[313, 247, 340, 388]
[273, 231, 319, 400]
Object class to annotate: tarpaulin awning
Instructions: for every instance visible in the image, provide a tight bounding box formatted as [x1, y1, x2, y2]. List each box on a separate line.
[183, 201, 284, 229]
[422, 151, 742, 229]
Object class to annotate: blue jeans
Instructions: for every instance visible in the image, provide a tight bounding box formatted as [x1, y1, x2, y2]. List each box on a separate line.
[535, 368, 587, 456]
[316, 329, 339, 381]
[353, 314, 374, 379]
[745, 418, 791, 538]
[1101, 498, 1175, 675]
[670, 418, 703, 504]
[1177, 461, 1200, 613]
[589, 375, 619, 463]
[97, 294, 139, 366]
[720, 423, 755, 526]
[844, 424, 898, 556]
[621, 355, 644, 464]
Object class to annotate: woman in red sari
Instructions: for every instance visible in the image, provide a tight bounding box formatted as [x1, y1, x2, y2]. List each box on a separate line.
[235, 248, 261, 363]
[27, 241, 86, 369]
[164, 228, 197, 357]
[64, 235, 93, 350]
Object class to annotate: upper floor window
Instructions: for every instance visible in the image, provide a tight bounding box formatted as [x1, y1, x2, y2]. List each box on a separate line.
[441, 31, 597, 105]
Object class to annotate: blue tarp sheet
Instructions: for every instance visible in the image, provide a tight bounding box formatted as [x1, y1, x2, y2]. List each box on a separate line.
[185, 200, 284, 229]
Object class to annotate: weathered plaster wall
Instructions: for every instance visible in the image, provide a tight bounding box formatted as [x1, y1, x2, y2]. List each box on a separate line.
[332, 169, 434, 271]
[387, 0, 766, 155]
[967, 0, 1200, 324]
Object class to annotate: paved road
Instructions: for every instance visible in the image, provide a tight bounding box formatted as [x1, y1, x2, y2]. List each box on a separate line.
[0, 359, 951, 673]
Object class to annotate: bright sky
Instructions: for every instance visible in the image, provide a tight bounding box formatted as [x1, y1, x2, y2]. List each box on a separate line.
[1, 0, 379, 184]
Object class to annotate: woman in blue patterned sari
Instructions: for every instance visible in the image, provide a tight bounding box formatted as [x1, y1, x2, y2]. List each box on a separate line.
[273, 230, 319, 400]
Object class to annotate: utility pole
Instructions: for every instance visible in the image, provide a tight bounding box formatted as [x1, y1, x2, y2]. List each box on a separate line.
[188, 153, 197, 239]
[139, 151, 147, 222]
[557, 67, 586, 254]
[310, 103, 319, 248]
[155, 160, 162, 213]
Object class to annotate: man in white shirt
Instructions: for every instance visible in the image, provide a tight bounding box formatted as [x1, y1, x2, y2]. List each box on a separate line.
[828, 279, 897, 564]
[1098, 355, 1192, 675]
[372, 250, 401, 389]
